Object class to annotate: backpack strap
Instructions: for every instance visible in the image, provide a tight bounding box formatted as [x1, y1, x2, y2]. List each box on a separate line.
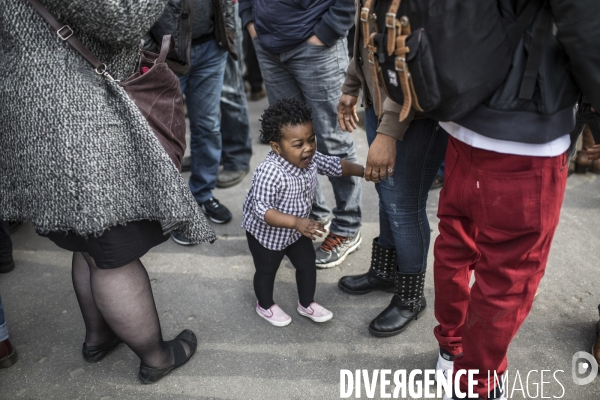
[518, 3, 552, 100]
[361, 0, 375, 48]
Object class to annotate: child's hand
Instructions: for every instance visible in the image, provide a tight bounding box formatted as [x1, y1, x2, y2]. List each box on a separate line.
[294, 218, 326, 240]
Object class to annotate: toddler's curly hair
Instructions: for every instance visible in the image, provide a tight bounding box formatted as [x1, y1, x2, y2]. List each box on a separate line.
[259, 98, 313, 143]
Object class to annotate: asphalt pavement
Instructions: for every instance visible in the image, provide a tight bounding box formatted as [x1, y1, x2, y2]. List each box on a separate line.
[1, 96, 599, 399]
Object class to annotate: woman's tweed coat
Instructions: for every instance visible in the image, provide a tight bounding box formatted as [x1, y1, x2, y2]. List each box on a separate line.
[0, 0, 216, 243]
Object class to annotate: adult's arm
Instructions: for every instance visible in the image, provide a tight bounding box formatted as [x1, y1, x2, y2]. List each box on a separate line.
[551, 0, 600, 109]
[364, 98, 416, 182]
[338, 60, 363, 131]
[313, 0, 355, 47]
[239, 0, 254, 29]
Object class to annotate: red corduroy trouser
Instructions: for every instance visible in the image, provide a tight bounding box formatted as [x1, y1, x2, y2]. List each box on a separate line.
[433, 136, 568, 399]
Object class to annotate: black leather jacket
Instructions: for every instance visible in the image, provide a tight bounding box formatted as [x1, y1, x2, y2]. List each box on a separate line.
[146, 0, 236, 75]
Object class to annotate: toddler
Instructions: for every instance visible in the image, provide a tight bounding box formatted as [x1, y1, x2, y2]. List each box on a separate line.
[242, 99, 365, 327]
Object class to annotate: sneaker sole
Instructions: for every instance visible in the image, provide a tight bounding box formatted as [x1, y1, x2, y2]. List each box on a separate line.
[297, 308, 333, 323]
[215, 171, 249, 189]
[368, 308, 426, 337]
[171, 235, 193, 246]
[316, 235, 362, 269]
[255, 308, 291, 327]
[337, 281, 395, 295]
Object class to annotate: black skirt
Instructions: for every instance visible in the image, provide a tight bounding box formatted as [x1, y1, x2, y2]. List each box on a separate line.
[43, 220, 169, 269]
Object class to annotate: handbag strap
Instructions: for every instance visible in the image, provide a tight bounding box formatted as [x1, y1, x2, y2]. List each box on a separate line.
[27, 0, 116, 80]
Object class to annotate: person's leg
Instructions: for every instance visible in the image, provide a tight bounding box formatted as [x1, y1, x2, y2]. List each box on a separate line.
[0, 293, 7, 342]
[252, 39, 303, 106]
[220, 3, 252, 180]
[286, 38, 362, 239]
[368, 119, 448, 336]
[243, 30, 265, 97]
[285, 236, 317, 308]
[0, 292, 17, 369]
[71, 252, 116, 347]
[432, 136, 480, 359]
[181, 41, 228, 204]
[449, 140, 568, 398]
[0, 221, 15, 273]
[81, 253, 192, 369]
[246, 232, 287, 310]
[338, 107, 396, 294]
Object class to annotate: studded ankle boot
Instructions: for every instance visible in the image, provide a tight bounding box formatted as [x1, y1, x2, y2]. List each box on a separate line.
[338, 237, 396, 295]
[368, 270, 427, 337]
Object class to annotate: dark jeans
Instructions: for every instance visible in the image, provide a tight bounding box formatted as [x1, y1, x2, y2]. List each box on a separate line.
[246, 232, 316, 309]
[221, 3, 252, 171]
[243, 30, 263, 93]
[178, 39, 227, 203]
[365, 108, 447, 274]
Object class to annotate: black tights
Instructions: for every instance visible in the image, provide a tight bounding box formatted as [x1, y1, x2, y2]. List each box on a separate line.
[71, 252, 190, 368]
[246, 232, 317, 309]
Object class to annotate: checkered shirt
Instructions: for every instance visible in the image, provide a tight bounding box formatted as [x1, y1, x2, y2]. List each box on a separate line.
[242, 151, 342, 250]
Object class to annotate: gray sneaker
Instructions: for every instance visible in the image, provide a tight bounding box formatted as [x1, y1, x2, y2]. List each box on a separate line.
[315, 231, 362, 269]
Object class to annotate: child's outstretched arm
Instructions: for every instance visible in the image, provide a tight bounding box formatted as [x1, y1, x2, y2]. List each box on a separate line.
[264, 209, 325, 241]
[341, 160, 366, 179]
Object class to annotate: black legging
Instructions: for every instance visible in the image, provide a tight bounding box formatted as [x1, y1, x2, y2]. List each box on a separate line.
[246, 232, 316, 309]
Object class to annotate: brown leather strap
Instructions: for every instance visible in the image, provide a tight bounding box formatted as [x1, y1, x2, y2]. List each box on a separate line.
[367, 33, 383, 116]
[361, 0, 375, 48]
[27, 0, 113, 77]
[393, 35, 412, 121]
[386, 0, 402, 55]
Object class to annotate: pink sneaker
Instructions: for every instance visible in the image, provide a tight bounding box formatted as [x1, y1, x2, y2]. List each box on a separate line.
[255, 302, 292, 327]
[297, 301, 333, 323]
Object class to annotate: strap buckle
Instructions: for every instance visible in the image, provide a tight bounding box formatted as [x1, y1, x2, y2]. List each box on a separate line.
[360, 7, 370, 22]
[395, 57, 406, 72]
[57, 25, 73, 41]
[385, 12, 396, 29]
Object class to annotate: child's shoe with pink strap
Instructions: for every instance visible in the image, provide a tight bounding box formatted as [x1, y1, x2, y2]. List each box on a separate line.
[297, 301, 333, 322]
[255, 302, 292, 327]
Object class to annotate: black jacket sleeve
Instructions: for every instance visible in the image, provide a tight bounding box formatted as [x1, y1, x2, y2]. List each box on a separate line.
[551, 0, 600, 109]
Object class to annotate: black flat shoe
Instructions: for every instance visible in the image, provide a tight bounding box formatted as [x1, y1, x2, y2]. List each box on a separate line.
[82, 337, 122, 362]
[138, 329, 197, 384]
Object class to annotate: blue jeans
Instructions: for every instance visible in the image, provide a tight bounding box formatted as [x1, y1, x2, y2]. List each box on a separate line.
[365, 108, 447, 274]
[253, 37, 362, 237]
[0, 294, 7, 341]
[179, 40, 227, 203]
[221, 3, 252, 171]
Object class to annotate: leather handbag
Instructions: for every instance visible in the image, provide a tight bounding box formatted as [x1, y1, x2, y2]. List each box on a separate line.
[27, 0, 186, 171]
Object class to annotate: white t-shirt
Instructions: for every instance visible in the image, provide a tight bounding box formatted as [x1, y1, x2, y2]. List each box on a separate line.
[439, 121, 570, 157]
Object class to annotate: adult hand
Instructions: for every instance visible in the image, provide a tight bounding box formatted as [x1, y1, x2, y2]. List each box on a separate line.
[365, 133, 397, 183]
[307, 35, 325, 46]
[294, 218, 326, 240]
[586, 144, 600, 160]
[247, 22, 257, 39]
[337, 94, 359, 132]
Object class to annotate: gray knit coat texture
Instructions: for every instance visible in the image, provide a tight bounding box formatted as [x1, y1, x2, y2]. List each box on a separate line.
[0, 0, 216, 243]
